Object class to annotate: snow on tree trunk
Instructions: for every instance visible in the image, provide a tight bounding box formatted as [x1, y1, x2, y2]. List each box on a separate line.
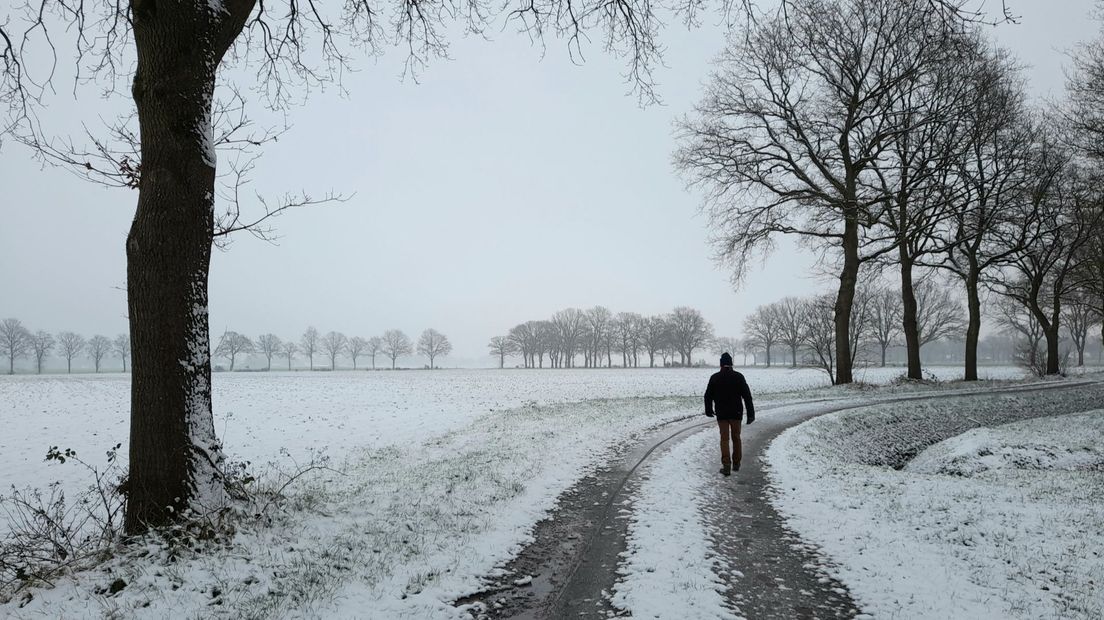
[124, 0, 248, 533]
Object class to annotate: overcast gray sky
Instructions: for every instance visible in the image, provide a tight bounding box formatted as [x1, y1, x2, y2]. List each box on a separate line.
[0, 1, 1099, 366]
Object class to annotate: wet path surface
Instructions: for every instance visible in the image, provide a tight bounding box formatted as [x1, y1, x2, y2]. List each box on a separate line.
[456, 381, 1097, 620]
[698, 411, 859, 620]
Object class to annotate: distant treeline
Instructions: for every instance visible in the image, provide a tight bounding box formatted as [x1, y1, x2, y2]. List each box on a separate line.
[487, 306, 713, 369]
[0, 320, 455, 374]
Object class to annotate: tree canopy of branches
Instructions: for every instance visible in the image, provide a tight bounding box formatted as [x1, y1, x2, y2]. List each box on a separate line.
[30, 330, 56, 374]
[383, 329, 412, 369]
[214, 331, 254, 371]
[300, 327, 321, 371]
[56, 331, 85, 374]
[321, 331, 348, 370]
[256, 333, 282, 371]
[87, 335, 112, 372]
[348, 336, 369, 370]
[417, 329, 452, 369]
[1, 318, 31, 374]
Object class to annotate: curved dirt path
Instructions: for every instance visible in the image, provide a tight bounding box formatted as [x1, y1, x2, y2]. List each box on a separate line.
[455, 380, 1099, 620]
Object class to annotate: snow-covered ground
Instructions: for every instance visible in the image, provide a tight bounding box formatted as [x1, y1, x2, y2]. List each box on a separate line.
[0, 366, 1026, 617]
[767, 384, 1104, 619]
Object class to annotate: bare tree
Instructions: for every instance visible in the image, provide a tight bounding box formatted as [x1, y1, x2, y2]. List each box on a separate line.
[0, 318, 31, 374]
[914, 280, 967, 347]
[30, 329, 55, 374]
[585, 306, 613, 368]
[668, 307, 713, 367]
[383, 329, 413, 370]
[348, 336, 369, 370]
[711, 336, 741, 364]
[214, 331, 254, 371]
[487, 336, 517, 369]
[366, 336, 384, 370]
[56, 331, 85, 374]
[772, 298, 805, 368]
[88, 335, 112, 373]
[614, 312, 643, 368]
[801, 288, 875, 382]
[300, 327, 320, 371]
[280, 341, 300, 371]
[1064, 293, 1095, 367]
[995, 294, 1046, 376]
[417, 329, 452, 369]
[675, 0, 962, 383]
[743, 305, 781, 367]
[800, 295, 839, 381]
[551, 309, 587, 368]
[990, 142, 1103, 375]
[868, 285, 904, 367]
[640, 316, 670, 368]
[873, 29, 980, 381]
[321, 331, 348, 370]
[256, 333, 282, 371]
[930, 45, 1033, 380]
[113, 334, 131, 372]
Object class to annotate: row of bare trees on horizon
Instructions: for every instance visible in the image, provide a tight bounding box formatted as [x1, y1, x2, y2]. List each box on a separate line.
[488, 306, 714, 369]
[0, 318, 129, 374]
[215, 327, 453, 371]
[0, 320, 454, 374]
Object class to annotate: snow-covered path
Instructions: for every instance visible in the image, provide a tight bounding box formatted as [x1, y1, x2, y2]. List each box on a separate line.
[463, 378, 1104, 620]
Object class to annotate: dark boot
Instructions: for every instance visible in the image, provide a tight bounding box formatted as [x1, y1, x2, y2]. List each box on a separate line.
[719, 463, 731, 476]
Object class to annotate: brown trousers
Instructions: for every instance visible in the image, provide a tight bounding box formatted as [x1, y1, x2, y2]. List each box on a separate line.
[717, 419, 742, 467]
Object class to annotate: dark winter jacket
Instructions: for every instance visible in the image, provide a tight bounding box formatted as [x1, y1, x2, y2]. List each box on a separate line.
[704, 367, 755, 423]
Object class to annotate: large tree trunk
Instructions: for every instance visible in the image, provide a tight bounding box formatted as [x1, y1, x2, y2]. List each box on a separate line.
[834, 214, 859, 385]
[1045, 326, 1061, 374]
[963, 266, 981, 381]
[125, 1, 248, 534]
[790, 344, 797, 368]
[899, 255, 922, 380]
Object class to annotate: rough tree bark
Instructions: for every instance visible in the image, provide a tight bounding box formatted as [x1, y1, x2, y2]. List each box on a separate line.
[124, 0, 250, 533]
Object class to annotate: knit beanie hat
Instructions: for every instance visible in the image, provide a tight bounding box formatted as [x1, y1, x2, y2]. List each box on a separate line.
[720, 352, 733, 367]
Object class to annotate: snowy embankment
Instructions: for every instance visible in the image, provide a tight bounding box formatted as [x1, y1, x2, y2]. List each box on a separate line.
[1, 367, 1023, 618]
[766, 382, 1104, 619]
[609, 430, 738, 620]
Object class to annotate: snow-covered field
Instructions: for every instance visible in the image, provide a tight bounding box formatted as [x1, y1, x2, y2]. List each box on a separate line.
[767, 384, 1104, 619]
[0, 366, 1021, 499]
[0, 366, 1026, 617]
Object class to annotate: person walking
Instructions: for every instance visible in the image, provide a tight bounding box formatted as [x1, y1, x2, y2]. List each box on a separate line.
[704, 352, 755, 476]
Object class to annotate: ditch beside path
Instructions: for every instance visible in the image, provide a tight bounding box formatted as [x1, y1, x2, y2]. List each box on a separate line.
[455, 379, 1100, 620]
